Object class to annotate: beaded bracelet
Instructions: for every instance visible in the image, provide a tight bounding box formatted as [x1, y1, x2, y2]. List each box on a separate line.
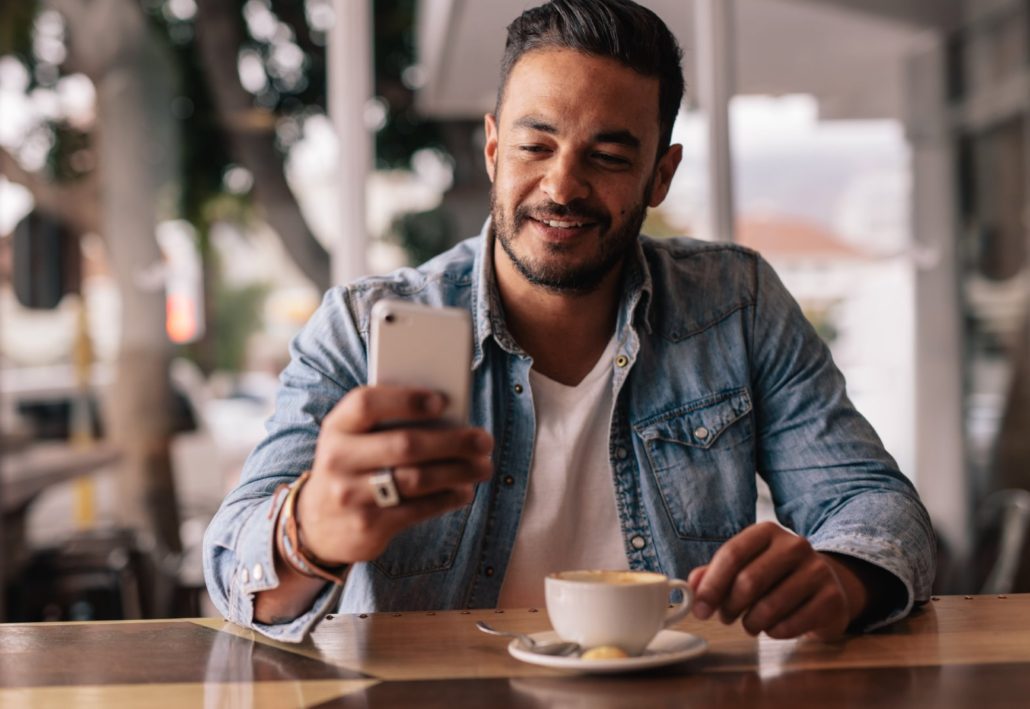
[276, 471, 349, 585]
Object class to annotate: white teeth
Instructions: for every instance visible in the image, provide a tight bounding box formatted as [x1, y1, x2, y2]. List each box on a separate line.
[544, 220, 585, 228]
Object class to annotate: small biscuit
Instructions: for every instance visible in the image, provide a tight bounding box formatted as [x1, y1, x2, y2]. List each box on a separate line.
[581, 645, 630, 660]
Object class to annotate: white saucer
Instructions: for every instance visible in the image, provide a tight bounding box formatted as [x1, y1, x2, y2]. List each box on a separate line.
[507, 629, 707, 674]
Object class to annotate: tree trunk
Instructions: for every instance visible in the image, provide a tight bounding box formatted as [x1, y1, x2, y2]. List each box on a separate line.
[193, 0, 331, 293]
[51, 0, 183, 559]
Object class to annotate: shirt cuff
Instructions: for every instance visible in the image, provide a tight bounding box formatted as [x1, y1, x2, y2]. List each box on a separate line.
[227, 489, 343, 643]
[812, 537, 917, 632]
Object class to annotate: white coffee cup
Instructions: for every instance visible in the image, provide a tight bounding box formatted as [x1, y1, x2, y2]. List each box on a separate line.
[544, 570, 694, 656]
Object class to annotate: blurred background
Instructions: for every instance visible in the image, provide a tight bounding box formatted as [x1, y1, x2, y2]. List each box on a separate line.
[0, 0, 1027, 622]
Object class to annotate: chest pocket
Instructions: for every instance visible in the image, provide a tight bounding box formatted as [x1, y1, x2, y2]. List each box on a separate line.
[633, 387, 756, 541]
[371, 501, 474, 579]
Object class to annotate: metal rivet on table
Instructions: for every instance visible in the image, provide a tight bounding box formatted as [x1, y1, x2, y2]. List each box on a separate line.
[964, 596, 973, 600]
[998, 595, 1008, 599]
[528, 608, 539, 613]
[694, 426, 709, 441]
[616, 355, 629, 368]
[358, 614, 368, 618]
[931, 597, 939, 602]
[461, 610, 471, 615]
[514, 384, 523, 394]
[494, 609, 504, 613]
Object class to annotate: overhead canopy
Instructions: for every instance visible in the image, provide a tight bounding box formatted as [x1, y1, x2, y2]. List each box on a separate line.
[416, 0, 954, 122]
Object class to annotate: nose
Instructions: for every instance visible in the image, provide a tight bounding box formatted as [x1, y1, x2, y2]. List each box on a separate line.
[539, 153, 590, 205]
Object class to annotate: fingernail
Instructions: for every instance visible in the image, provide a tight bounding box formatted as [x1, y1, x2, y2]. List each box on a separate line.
[694, 601, 712, 620]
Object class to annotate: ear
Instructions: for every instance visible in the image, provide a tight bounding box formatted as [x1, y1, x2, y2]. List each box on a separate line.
[647, 144, 683, 207]
[484, 113, 499, 183]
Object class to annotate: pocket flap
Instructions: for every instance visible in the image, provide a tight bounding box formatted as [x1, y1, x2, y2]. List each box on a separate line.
[634, 387, 752, 449]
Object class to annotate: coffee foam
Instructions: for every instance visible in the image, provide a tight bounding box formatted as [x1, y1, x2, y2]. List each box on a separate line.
[552, 570, 666, 585]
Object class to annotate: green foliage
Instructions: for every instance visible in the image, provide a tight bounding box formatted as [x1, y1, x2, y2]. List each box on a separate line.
[47, 122, 93, 183]
[390, 207, 458, 266]
[642, 209, 686, 239]
[0, 1, 37, 70]
[373, 0, 445, 169]
[801, 302, 840, 345]
[210, 281, 271, 372]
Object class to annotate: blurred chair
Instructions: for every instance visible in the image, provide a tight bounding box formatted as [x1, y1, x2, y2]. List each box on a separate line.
[978, 489, 1030, 594]
[7, 528, 149, 622]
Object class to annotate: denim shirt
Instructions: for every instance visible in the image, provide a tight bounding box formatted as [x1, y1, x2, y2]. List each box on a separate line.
[203, 229, 936, 643]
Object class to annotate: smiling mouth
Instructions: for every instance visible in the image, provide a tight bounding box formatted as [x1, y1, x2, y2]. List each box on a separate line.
[541, 219, 589, 228]
[532, 217, 596, 229]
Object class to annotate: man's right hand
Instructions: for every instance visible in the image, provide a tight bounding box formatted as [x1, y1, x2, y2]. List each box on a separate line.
[254, 385, 492, 624]
[297, 385, 494, 565]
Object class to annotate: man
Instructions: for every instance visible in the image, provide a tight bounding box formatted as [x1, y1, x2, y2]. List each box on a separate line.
[203, 0, 935, 643]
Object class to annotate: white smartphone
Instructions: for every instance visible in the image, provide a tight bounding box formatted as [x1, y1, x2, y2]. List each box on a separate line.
[368, 300, 472, 426]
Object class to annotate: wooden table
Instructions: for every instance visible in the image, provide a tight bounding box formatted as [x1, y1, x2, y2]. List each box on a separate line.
[2, 595, 1029, 707]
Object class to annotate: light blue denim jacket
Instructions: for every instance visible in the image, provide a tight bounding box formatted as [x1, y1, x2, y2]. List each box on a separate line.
[203, 229, 935, 643]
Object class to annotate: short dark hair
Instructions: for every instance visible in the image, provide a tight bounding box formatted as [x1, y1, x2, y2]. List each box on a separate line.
[496, 0, 685, 155]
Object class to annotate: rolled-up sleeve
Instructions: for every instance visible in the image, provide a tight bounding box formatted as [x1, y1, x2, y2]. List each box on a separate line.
[749, 256, 936, 628]
[202, 287, 367, 642]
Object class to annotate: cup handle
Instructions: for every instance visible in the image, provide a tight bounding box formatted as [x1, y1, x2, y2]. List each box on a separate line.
[663, 579, 694, 628]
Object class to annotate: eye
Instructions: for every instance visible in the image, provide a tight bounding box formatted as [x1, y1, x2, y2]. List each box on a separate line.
[518, 144, 550, 154]
[593, 152, 631, 168]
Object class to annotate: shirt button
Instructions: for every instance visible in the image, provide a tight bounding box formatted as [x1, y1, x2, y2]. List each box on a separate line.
[615, 354, 629, 368]
[631, 535, 646, 550]
[615, 447, 628, 460]
[694, 426, 709, 441]
[513, 383, 523, 394]
[252, 564, 264, 581]
[484, 566, 495, 577]
[240, 568, 249, 584]
[503, 475, 515, 486]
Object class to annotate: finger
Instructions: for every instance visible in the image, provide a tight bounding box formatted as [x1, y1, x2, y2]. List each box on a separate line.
[315, 486, 478, 563]
[719, 534, 813, 624]
[739, 557, 828, 635]
[765, 583, 848, 640]
[377, 485, 477, 533]
[688, 565, 708, 590]
[335, 426, 492, 471]
[355, 457, 492, 506]
[694, 525, 776, 620]
[326, 386, 448, 433]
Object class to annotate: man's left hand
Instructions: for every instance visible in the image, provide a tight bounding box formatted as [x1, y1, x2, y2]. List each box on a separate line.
[687, 521, 871, 640]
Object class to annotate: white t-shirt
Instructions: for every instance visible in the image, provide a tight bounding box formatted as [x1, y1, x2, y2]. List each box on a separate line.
[497, 337, 630, 608]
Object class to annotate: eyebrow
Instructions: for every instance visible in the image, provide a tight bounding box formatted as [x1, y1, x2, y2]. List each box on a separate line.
[512, 116, 642, 149]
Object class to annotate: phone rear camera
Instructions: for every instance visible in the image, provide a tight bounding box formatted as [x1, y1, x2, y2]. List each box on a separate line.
[384, 313, 396, 323]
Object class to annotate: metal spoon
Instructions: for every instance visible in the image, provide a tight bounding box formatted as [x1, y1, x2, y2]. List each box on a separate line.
[475, 621, 580, 656]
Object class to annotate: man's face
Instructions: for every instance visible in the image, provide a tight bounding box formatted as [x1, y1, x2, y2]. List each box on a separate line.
[484, 48, 681, 294]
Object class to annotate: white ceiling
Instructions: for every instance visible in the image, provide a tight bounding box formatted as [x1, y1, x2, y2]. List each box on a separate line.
[415, 0, 955, 121]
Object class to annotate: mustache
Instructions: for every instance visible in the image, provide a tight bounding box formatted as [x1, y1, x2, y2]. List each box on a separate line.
[514, 201, 611, 230]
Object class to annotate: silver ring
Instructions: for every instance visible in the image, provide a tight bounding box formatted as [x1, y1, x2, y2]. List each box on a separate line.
[370, 468, 401, 507]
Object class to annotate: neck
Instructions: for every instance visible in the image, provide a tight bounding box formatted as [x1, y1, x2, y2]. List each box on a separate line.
[493, 243, 623, 386]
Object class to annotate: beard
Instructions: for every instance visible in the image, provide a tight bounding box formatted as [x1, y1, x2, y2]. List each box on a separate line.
[490, 183, 650, 295]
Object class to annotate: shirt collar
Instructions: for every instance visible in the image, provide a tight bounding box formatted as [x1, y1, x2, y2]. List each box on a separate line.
[469, 219, 655, 369]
